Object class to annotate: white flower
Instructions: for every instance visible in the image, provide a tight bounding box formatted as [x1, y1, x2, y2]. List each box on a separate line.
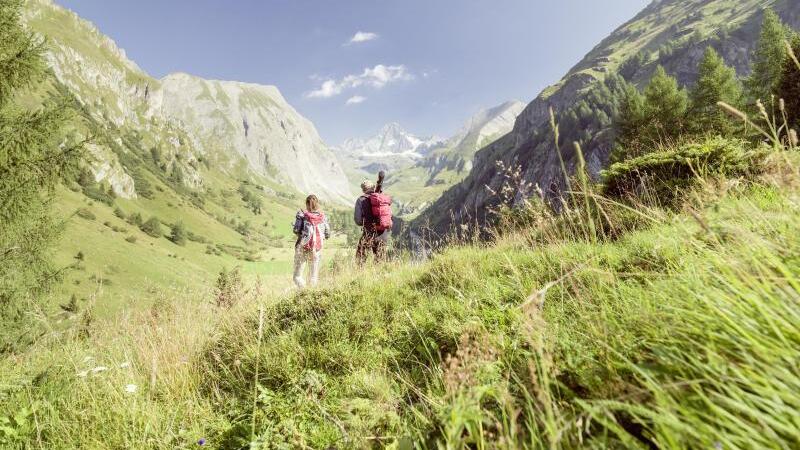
[119, 362, 131, 369]
[125, 384, 138, 394]
[76, 370, 89, 378]
[91, 366, 108, 374]
[82, 356, 93, 363]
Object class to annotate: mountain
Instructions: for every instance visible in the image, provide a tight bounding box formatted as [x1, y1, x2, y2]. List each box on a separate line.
[384, 101, 525, 216]
[339, 123, 443, 160]
[412, 0, 800, 235]
[417, 100, 525, 180]
[18, 0, 352, 306]
[333, 123, 444, 189]
[149, 73, 351, 204]
[23, 0, 350, 204]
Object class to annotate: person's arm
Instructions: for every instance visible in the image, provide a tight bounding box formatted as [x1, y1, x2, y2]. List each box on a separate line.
[292, 211, 304, 235]
[354, 198, 364, 226]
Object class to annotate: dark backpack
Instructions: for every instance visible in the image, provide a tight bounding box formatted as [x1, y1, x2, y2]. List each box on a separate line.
[365, 193, 393, 232]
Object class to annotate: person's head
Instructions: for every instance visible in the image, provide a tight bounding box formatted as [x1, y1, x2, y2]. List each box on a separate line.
[305, 194, 320, 212]
[361, 180, 376, 194]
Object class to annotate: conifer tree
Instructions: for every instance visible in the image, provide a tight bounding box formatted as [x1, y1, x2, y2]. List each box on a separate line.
[777, 35, 800, 130]
[0, 0, 83, 340]
[689, 47, 743, 135]
[612, 83, 647, 162]
[745, 9, 788, 103]
[643, 66, 688, 142]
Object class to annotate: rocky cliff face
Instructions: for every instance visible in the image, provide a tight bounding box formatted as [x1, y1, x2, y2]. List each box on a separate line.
[23, 0, 351, 204]
[149, 74, 352, 204]
[412, 0, 799, 235]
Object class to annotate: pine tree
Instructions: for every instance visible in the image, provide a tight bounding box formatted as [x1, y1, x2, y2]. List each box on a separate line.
[745, 9, 788, 104]
[0, 0, 83, 340]
[170, 222, 187, 246]
[777, 35, 800, 130]
[642, 66, 688, 143]
[612, 83, 647, 162]
[689, 47, 743, 135]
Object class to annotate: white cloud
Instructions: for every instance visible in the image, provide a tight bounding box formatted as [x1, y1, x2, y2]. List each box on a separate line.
[346, 95, 367, 105]
[348, 31, 379, 44]
[306, 64, 414, 99]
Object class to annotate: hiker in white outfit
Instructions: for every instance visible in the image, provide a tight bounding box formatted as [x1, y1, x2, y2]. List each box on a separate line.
[292, 194, 330, 289]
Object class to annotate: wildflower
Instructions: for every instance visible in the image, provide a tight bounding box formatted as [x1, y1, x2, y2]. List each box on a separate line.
[76, 370, 89, 378]
[91, 366, 109, 374]
[125, 384, 138, 394]
[197, 438, 206, 446]
[119, 361, 131, 369]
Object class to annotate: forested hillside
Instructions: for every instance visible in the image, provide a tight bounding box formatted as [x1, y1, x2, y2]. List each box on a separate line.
[411, 0, 799, 236]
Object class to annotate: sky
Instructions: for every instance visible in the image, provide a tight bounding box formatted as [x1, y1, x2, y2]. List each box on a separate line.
[57, 0, 649, 145]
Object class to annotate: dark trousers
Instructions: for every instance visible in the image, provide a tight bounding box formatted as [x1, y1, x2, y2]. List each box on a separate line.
[356, 230, 386, 265]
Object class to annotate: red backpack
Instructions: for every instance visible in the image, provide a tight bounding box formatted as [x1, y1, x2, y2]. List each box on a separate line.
[302, 211, 325, 251]
[367, 193, 393, 232]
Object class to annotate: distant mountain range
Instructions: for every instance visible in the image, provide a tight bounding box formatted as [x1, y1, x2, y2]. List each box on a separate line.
[334, 101, 525, 216]
[338, 123, 444, 160]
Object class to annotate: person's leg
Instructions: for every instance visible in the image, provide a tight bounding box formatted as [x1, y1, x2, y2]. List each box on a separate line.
[356, 231, 369, 266]
[292, 245, 307, 288]
[374, 239, 386, 262]
[309, 250, 322, 286]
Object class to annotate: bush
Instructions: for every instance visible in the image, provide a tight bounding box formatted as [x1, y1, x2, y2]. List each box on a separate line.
[125, 235, 137, 244]
[82, 184, 115, 206]
[127, 212, 143, 227]
[76, 208, 96, 221]
[140, 217, 162, 238]
[169, 222, 187, 246]
[113, 207, 126, 220]
[188, 231, 209, 244]
[602, 137, 769, 203]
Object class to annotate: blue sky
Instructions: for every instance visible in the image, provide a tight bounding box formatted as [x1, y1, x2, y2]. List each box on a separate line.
[57, 0, 649, 144]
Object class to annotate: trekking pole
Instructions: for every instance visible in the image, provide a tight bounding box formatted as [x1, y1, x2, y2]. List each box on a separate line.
[376, 170, 385, 194]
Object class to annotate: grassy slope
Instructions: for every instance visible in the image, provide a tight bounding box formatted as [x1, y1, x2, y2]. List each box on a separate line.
[3, 154, 798, 448]
[21, 0, 355, 316]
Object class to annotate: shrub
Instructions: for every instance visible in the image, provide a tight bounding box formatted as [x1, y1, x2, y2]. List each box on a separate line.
[602, 137, 769, 203]
[82, 184, 115, 206]
[127, 212, 144, 227]
[125, 235, 137, 244]
[75, 208, 95, 221]
[113, 207, 126, 220]
[140, 217, 162, 238]
[169, 222, 187, 246]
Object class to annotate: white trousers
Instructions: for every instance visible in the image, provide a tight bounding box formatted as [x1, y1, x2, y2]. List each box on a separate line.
[293, 245, 322, 289]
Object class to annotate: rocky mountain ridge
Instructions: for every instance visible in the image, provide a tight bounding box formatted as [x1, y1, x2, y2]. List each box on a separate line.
[23, 0, 351, 204]
[412, 0, 799, 235]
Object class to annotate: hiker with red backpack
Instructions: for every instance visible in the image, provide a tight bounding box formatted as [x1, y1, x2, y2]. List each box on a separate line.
[292, 194, 331, 288]
[354, 171, 393, 265]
